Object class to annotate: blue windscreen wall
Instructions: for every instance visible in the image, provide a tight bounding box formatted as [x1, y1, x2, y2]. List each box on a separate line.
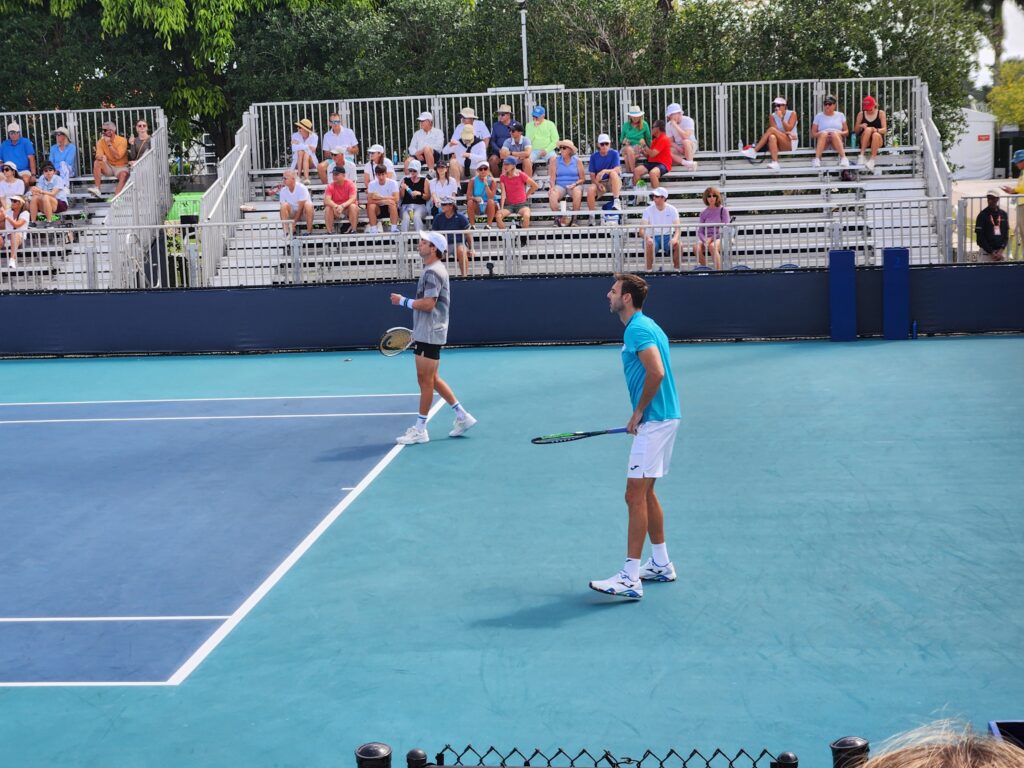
[1, 264, 1021, 356]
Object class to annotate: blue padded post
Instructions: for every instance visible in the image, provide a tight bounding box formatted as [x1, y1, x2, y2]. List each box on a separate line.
[828, 249, 857, 341]
[883, 247, 910, 340]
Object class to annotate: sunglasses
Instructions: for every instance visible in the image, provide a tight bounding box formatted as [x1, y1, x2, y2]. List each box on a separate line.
[137, 123, 147, 128]
[330, 119, 341, 124]
[103, 129, 114, 134]
[707, 194, 720, 199]
[824, 101, 836, 106]
[599, 142, 610, 146]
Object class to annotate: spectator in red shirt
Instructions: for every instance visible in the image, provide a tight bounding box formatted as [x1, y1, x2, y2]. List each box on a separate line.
[324, 165, 359, 233]
[633, 120, 672, 188]
[496, 156, 540, 229]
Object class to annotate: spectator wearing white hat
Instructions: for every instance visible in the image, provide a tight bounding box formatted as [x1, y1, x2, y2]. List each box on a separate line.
[0, 122, 36, 185]
[318, 113, 359, 184]
[740, 96, 799, 171]
[0, 162, 26, 208]
[399, 159, 432, 232]
[488, 104, 515, 176]
[665, 103, 697, 170]
[90, 121, 129, 198]
[363, 144, 396, 190]
[290, 118, 318, 183]
[3, 194, 29, 268]
[407, 112, 445, 177]
[443, 124, 487, 185]
[586, 133, 622, 214]
[640, 187, 681, 270]
[620, 105, 651, 175]
[278, 168, 313, 236]
[49, 127, 77, 183]
[447, 107, 490, 151]
[549, 139, 585, 226]
[467, 160, 498, 229]
[366, 164, 401, 234]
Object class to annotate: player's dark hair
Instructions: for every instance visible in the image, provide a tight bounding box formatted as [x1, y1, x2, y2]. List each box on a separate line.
[614, 273, 648, 309]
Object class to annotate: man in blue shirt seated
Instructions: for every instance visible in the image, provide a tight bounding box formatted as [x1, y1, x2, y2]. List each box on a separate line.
[0, 122, 36, 185]
[586, 132, 622, 216]
[430, 195, 474, 276]
[488, 104, 515, 177]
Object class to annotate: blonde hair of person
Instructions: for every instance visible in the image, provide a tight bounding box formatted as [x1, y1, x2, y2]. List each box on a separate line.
[864, 721, 1024, 768]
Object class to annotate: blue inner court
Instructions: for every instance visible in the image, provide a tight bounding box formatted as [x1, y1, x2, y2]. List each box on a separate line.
[0, 338, 1021, 767]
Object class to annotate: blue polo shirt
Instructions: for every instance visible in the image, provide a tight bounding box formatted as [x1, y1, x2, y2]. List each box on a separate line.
[622, 311, 680, 422]
[431, 210, 470, 248]
[0, 137, 36, 172]
[490, 121, 513, 156]
[589, 148, 621, 175]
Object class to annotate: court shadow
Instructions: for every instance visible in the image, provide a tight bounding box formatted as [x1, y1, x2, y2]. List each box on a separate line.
[470, 592, 636, 630]
[316, 444, 394, 462]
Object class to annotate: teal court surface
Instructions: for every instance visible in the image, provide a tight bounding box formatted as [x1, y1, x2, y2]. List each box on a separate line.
[0, 337, 1022, 768]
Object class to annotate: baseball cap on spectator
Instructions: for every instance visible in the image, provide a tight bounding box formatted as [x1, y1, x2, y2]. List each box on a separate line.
[369, 144, 385, 154]
[332, 165, 346, 175]
[627, 106, 644, 118]
[665, 103, 683, 117]
[531, 105, 545, 118]
[41, 162, 55, 172]
[475, 160, 489, 169]
[408, 159, 422, 172]
[597, 133, 612, 145]
[823, 94, 837, 105]
[418, 111, 433, 121]
[1013, 149, 1024, 163]
[773, 96, 788, 106]
[295, 118, 314, 131]
[651, 187, 669, 198]
[460, 107, 477, 119]
[54, 127, 71, 138]
[986, 189, 1001, 197]
[497, 104, 512, 114]
[503, 156, 518, 164]
[2, 161, 17, 171]
[330, 146, 346, 155]
[510, 121, 524, 132]
[419, 230, 448, 252]
[440, 196, 456, 205]
[460, 125, 476, 142]
[862, 95, 877, 109]
[7, 122, 20, 133]
[9, 194, 24, 204]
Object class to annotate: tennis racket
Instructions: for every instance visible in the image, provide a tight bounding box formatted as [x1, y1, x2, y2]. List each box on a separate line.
[531, 427, 628, 445]
[379, 326, 414, 356]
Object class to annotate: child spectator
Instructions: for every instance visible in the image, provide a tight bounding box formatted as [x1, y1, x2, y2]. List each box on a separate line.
[29, 163, 69, 223]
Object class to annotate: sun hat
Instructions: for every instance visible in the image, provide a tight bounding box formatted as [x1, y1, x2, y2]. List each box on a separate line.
[54, 126, 71, 138]
[9, 194, 24, 204]
[460, 124, 476, 142]
[665, 103, 683, 117]
[557, 139, 577, 153]
[627, 105, 644, 118]
[420, 230, 448, 252]
[418, 111, 433, 121]
[460, 107, 477, 119]
[295, 118, 314, 131]
[2, 161, 17, 171]
[497, 104, 512, 114]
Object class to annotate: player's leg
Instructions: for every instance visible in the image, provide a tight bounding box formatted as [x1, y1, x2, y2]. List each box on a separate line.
[397, 349, 437, 444]
[427, 351, 476, 438]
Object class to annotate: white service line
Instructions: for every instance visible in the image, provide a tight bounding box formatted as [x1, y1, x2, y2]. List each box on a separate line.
[0, 616, 229, 623]
[166, 397, 447, 686]
[0, 394, 419, 407]
[0, 412, 418, 425]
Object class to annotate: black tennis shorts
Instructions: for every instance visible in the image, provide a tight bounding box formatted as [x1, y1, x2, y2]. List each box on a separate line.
[413, 341, 442, 360]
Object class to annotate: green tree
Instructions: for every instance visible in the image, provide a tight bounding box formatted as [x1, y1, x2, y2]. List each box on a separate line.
[987, 58, 1024, 125]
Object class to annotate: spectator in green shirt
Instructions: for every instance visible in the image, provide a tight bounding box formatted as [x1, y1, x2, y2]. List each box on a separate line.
[620, 105, 651, 175]
[525, 105, 559, 172]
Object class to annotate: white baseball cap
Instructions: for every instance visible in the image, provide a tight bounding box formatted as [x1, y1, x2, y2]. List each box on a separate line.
[369, 144, 385, 154]
[419, 230, 448, 253]
[476, 160, 489, 169]
[408, 159, 422, 172]
[418, 112, 433, 121]
[597, 133, 612, 144]
[7, 122, 20, 133]
[773, 96, 788, 106]
[665, 103, 683, 116]
[651, 187, 669, 198]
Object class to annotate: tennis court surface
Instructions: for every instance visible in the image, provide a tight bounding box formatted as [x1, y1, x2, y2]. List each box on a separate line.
[1, 337, 1022, 767]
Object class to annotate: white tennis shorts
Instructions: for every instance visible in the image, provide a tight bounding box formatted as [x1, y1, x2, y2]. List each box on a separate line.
[627, 419, 680, 479]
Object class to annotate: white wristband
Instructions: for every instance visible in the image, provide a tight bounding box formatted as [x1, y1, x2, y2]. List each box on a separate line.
[402, 297, 413, 309]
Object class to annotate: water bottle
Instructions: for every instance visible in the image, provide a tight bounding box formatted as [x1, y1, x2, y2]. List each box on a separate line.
[392, 150, 399, 166]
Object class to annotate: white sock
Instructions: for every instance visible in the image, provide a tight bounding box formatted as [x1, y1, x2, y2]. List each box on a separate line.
[451, 401, 466, 418]
[623, 558, 640, 581]
[415, 414, 428, 429]
[651, 542, 670, 567]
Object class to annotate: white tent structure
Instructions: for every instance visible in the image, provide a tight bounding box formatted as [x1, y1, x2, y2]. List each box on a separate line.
[948, 108, 996, 180]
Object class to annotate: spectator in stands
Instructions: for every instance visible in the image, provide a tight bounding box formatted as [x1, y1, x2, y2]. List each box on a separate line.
[497, 156, 540, 229]
[640, 187, 680, 270]
[444, 124, 487, 185]
[633, 120, 672, 188]
[0, 162, 26, 207]
[974, 191, 1009, 262]
[811, 95, 849, 168]
[89, 121, 130, 198]
[29, 163, 69, 223]
[319, 113, 359, 184]
[49, 127, 77, 184]
[407, 112, 444, 177]
[854, 95, 887, 172]
[399, 159, 432, 232]
[467, 160, 498, 229]
[430, 162, 460, 214]
[366, 164, 400, 234]
[665, 103, 697, 171]
[586, 133, 622, 216]
[863, 720, 1024, 768]
[549, 139, 585, 226]
[128, 119, 151, 165]
[290, 118, 318, 184]
[3, 194, 29, 268]
[431, 195, 473, 276]
[363, 144, 395, 190]
[525, 105, 559, 170]
[696, 186, 730, 270]
[448, 107, 490, 151]
[499, 121, 533, 178]
[620, 105, 651, 176]
[488, 104, 515, 176]
[1002, 148, 1024, 258]
[0, 122, 36, 185]
[278, 168, 313, 236]
[323, 165, 359, 234]
[741, 96, 799, 171]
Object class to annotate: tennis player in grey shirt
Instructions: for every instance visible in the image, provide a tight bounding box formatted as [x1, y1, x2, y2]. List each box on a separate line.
[389, 231, 477, 444]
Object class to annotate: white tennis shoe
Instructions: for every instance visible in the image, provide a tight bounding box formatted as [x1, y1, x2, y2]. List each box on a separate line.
[449, 412, 477, 437]
[589, 570, 643, 599]
[638, 558, 677, 582]
[396, 426, 429, 445]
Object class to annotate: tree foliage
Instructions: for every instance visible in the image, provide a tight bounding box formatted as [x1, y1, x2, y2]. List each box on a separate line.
[987, 58, 1024, 125]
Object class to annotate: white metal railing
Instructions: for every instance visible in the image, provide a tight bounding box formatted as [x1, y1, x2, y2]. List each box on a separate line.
[199, 115, 252, 283]
[247, 77, 923, 171]
[956, 194, 1023, 262]
[918, 84, 952, 200]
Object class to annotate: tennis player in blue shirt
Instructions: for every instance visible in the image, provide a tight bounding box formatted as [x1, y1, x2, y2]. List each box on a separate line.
[590, 273, 681, 599]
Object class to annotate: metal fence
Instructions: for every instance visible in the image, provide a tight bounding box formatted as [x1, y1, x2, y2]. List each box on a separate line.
[956, 194, 1023, 262]
[918, 84, 951, 200]
[432, 745, 783, 768]
[0, 106, 167, 178]
[199, 115, 253, 280]
[247, 77, 924, 172]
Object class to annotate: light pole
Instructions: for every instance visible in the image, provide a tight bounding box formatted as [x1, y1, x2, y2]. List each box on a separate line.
[517, 0, 529, 91]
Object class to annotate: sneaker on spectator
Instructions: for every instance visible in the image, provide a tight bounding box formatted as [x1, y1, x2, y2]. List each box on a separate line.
[612, 198, 622, 211]
[87, 186, 103, 199]
[857, 153, 866, 166]
[589, 570, 643, 599]
[811, 158, 821, 168]
[866, 158, 876, 172]
[638, 558, 677, 582]
[7, 258, 15, 268]
[449, 412, 477, 437]
[365, 225, 378, 234]
[740, 145, 757, 160]
[767, 161, 781, 171]
[872, 164, 881, 176]
[839, 157, 850, 168]
[396, 426, 429, 445]
[389, 224, 400, 233]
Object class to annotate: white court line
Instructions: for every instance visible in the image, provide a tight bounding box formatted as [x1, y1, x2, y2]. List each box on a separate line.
[0, 681, 176, 688]
[0, 616, 229, 623]
[0, 412, 417, 425]
[166, 397, 447, 686]
[0, 394, 419, 407]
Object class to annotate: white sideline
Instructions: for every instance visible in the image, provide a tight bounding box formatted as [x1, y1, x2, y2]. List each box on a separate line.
[0, 616, 230, 623]
[0, 412, 418, 425]
[165, 396, 447, 686]
[0, 394, 418, 407]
